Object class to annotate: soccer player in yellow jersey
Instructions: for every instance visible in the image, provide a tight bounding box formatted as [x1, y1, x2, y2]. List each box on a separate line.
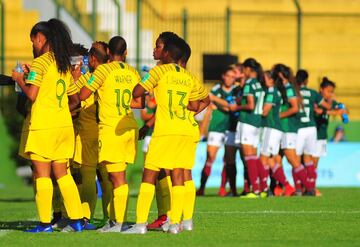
[12, 19, 84, 232]
[178, 40, 209, 231]
[124, 36, 205, 234]
[142, 37, 210, 232]
[79, 36, 144, 232]
[72, 42, 110, 228]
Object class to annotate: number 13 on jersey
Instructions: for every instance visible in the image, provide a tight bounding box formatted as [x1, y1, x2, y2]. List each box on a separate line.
[167, 89, 187, 120]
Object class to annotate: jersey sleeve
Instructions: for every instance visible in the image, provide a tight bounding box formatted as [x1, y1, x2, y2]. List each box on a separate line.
[67, 76, 79, 95]
[313, 90, 324, 105]
[140, 67, 161, 91]
[286, 85, 296, 99]
[85, 65, 107, 92]
[75, 71, 91, 89]
[332, 100, 340, 109]
[264, 88, 275, 105]
[243, 83, 251, 97]
[189, 77, 208, 101]
[197, 82, 209, 100]
[210, 84, 220, 95]
[26, 58, 45, 87]
[146, 105, 156, 114]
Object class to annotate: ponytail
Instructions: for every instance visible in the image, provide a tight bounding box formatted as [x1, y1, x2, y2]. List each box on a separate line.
[31, 18, 73, 74]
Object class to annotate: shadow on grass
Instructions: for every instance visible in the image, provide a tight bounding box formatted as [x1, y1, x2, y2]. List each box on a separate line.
[0, 221, 37, 231]
[0, 198, 34, 203]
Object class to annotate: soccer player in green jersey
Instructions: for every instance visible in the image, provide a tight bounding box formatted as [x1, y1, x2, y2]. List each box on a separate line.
[313, 77, 347, 195]
[196, 67, 237, 196]
[260, 71, 295, 196]
[272, 64, 312, 196]
[295, 70, 332, 195]
[224, 64, 246, 196]
[230, 58, 266, 198]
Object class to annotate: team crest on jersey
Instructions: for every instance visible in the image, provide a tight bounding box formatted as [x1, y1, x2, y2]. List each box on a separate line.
[87, 75, 95, 85]
[141, 73, 150, 83]
[28, 71, 36, 81]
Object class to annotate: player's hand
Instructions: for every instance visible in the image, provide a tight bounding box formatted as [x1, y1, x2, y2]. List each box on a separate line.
[210, 103, 217, 110]
[147, 98, 156, 109]
[229, 104, 238, 112]
[11, 70, 24, 83]
[71, 64, 82, 81]
[138, 125, 150, 140]
[22, 64, 31, 74]
[338, 109, 348, 115]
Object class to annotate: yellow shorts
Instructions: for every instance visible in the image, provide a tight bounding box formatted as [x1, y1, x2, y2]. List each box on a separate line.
[29, 153, 67, 164]
[145, 135, 198, 170]
[98, 127, 138, 164]
[105, 163, 127, 173]
[73, 134, 98, 167]
[184, 137, 199, 170]
[18, 115, 30, 160]
[25, 127, 75, 161]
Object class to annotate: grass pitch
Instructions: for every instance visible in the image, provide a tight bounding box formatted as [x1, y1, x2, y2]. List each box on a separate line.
[0, 187, 360, 247]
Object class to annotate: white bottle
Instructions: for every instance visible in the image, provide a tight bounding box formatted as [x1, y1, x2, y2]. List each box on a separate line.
[14, 61, 23, 93]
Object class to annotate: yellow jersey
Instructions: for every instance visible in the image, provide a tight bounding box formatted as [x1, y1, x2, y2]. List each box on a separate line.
[26, 52, 78, 130]
[187, 80, 208, 139]
[140, 63, 207, 137]
[85, 61, 140, 129]
[75, 71, 98, 138]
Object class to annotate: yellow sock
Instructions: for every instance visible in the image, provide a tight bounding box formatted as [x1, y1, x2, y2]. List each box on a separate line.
[80, 166, 97, 219]
[183, 180, 196, 220]
[52, 184, 62, 214]
[57, 174, 83, 220]
[170, 185, 185, 224]
[136, 183, 155, 224]
[98, 166, 112, 220]
[35, 177, 53, 223]
[113, 184, 129, 223]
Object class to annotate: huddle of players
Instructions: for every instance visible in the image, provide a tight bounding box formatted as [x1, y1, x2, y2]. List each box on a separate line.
[11, 18, 209, 234]
[195, 59, 347, 198]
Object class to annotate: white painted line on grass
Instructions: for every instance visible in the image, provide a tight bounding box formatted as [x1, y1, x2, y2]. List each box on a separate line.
[125, 210, 360, 215]
[195, 210, 360, 214]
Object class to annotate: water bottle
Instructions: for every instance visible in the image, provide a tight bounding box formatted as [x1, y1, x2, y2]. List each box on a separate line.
[141, 65, 151, 72]
[14, 61, 23, 93]
[338, 103, 349, 124]
[80, 55, 89, 75]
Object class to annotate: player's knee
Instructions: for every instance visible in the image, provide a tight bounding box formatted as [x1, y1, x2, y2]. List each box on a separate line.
[108, 172, 126, 188]
[184, 169, 192, 181]
[171, 168, 184, 186]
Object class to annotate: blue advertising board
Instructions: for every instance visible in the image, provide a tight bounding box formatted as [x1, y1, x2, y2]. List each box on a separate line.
[192, 142, 360, 187]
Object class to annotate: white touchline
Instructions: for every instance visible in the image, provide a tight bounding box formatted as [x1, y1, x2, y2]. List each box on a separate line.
[126, 210, 360, 214]
[194, 210, 360, 214]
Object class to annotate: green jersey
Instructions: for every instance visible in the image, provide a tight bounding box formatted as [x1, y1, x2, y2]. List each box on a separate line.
[262, 87, 282, 131]
[145, 105, 156, 136]
[238, 78, 265, 128]
[280, 83, 299, 133]
[298, 86, 323, 128]
[228, 86, 242, 132]
[208, 83, 234, 133]
[315, 100, 339, 140]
